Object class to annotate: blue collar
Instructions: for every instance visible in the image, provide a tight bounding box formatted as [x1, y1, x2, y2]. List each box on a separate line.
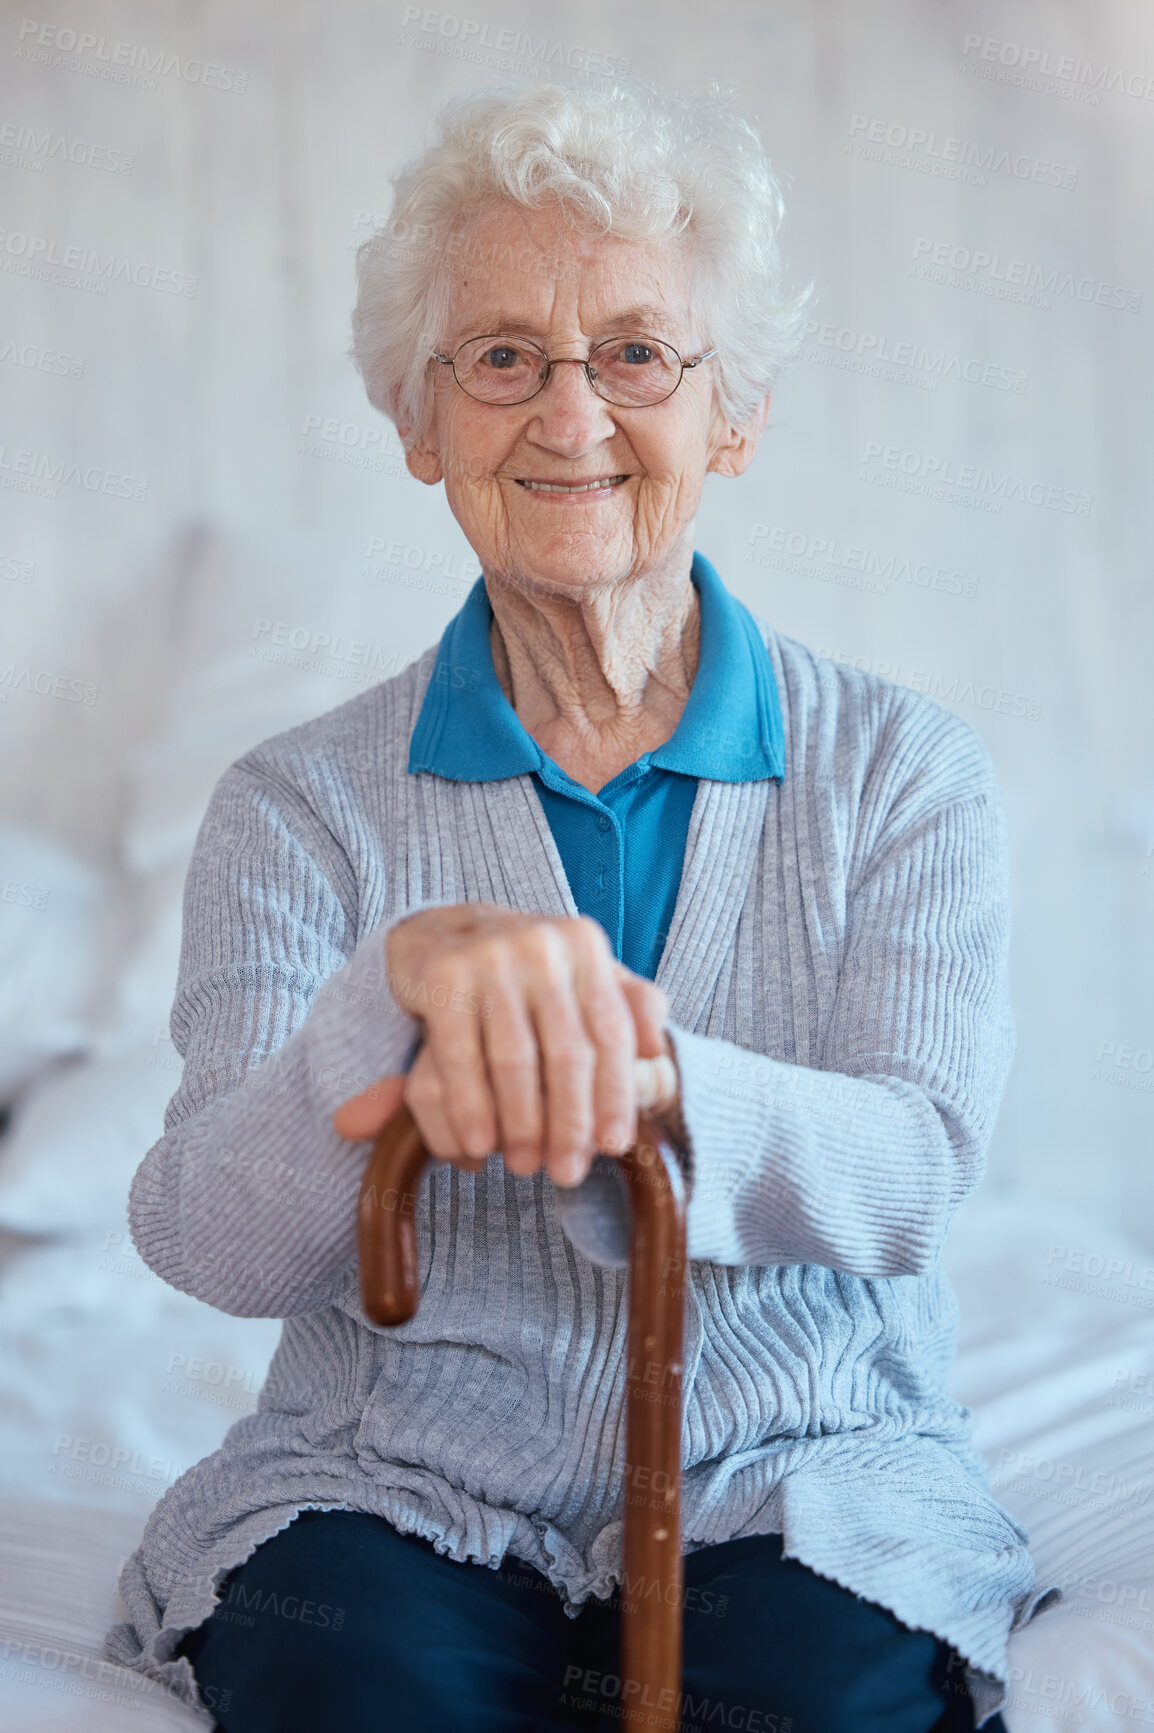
[407, 551, 785, 784]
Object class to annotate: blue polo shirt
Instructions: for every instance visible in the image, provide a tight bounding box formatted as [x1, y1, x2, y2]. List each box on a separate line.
[407, 551, 785, 981]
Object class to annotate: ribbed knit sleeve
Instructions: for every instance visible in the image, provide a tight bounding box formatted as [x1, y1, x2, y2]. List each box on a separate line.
[127, 753, 427, 1317]
[666, 704, 1015, 1278]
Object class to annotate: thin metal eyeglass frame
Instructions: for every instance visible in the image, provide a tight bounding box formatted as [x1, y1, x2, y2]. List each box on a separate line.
[429, 334, 719, 408]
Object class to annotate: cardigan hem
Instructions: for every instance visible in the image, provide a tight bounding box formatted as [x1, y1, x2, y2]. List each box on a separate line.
[104, 1446, 1062, 1727]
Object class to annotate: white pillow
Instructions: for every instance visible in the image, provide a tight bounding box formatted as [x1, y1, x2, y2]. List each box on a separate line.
[0, 827, 107, 1105]
[92, 526, 353, 1060]
[0, 1047, 181, 1234]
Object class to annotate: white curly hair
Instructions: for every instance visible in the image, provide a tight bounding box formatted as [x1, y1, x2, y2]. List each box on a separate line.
[350, 77, 810, 451]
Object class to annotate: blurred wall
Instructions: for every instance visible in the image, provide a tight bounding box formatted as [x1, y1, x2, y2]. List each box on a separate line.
[2, 0, 1152, 1236]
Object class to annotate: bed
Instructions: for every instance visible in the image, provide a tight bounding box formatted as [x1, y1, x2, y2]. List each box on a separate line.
[1, 840, 1152, 1730]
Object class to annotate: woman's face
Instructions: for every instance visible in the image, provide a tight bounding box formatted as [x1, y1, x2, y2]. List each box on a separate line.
[404, 201, 766, 597]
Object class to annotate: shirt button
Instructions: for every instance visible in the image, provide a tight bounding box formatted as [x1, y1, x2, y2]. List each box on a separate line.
[596, 815, 611, 832]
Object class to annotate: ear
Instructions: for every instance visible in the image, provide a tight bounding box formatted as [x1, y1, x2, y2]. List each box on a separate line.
[388, 382, 444, 485]
[706, 392, 772, 479]
[404, 437, 444, 486]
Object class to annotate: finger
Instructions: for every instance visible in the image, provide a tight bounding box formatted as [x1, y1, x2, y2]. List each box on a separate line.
[421, 960, 499, 1161]
[634, 1053, 680, 1116]
[570, 924, 638, 1158]
[404, 1048, 489, 1173]
[616, 969, 670, 1059]
[479, 967, 545, 1177]
[332, 1074, 407, 1140]
[523, 925, 600, 1186]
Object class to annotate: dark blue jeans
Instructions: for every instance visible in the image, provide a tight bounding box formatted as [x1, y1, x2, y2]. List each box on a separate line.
[178, 1509, 1004, 1732]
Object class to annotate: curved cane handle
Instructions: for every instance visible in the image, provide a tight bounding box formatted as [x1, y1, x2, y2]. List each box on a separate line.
[357, 1102, 429, 1326]
[356, 1057, 680, 1326]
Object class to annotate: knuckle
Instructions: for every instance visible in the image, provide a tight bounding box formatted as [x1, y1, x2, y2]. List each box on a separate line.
[589, 987, 632, 1031]
[405, 1068, 438, 1111]
[545, 1034, 596, 1072]
[488, 1045, 539, 1077]
[471, 935, 509, 975]
[503, 1136, 542, 1162]
[431, 1024, 478, 1065]
[450, 1116, 495, 1158]
[524, 923, 568, 971]
[573, 914, 612, 955]
[571, 921, 609, 963]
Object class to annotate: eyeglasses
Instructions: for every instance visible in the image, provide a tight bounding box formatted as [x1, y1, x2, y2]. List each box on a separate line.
[430, 332, 718, 408]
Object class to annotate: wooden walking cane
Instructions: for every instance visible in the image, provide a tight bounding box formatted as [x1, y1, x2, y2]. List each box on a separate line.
[356, 1068, 688, 1733]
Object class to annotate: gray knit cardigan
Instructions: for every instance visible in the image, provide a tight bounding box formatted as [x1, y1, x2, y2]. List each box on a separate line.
[105, 610, 1061, 1726]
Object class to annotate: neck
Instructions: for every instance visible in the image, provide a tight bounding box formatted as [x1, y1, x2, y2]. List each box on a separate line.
[486, 561, 701, 793]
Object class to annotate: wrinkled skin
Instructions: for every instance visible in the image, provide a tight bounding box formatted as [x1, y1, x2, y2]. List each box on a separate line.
[336, 200, 770, 1182]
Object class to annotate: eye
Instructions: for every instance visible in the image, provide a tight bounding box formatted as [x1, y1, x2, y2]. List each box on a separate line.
[621, 342, 655, 365]
[482, 345, 522, 370]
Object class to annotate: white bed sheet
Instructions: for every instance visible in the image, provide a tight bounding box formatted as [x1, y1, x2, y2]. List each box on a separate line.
[0, 1055, 1151, 1729]
[941, 1192, 1154, 1728]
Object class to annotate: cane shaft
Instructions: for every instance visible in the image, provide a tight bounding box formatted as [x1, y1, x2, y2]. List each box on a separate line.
[356, 1102, 687, 1731]
[620, 1117, 686, 1733]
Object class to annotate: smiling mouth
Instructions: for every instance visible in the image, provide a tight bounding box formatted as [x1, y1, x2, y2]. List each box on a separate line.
[515, 475, 629, 493]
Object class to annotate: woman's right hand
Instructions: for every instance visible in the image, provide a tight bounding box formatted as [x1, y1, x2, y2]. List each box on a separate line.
[370, 902, 674, 1187]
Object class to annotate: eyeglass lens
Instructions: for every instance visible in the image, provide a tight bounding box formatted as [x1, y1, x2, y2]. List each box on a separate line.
[453, 335, 684, 406]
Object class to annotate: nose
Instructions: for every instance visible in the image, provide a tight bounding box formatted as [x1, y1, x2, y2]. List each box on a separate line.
[525, 358, 618, 457]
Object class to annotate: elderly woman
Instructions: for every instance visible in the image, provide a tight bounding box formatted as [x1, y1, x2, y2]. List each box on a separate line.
[106, 79, 1058, 1733]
